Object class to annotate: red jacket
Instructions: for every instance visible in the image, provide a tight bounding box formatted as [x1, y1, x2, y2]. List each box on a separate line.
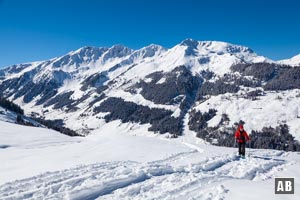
[235, 125, 250, 143]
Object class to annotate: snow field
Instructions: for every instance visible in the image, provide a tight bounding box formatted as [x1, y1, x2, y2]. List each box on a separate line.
[0, 149, 295, 200]
[0, 118, 300, 199]
[194, 89, 300, 141]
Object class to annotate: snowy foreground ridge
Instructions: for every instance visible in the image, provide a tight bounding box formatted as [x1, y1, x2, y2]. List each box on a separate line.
[0, 120, 299, 200]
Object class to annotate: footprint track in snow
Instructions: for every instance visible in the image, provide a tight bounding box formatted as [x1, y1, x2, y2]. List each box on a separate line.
[0, 153, 288, 200]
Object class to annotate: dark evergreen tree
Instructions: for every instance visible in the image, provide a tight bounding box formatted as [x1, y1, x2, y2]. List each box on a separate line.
[0, 97, 24, 115]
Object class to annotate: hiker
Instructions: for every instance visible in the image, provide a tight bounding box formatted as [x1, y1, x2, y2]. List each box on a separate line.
[234, 124, 250, 157]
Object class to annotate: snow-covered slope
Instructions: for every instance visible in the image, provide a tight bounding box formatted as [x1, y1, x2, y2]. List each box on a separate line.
[0, 39, 300, 144]
[278, 54, 300, 66]
[0, 120, 189, 185]
[0, 39, 273, 134]
[0, 106, 18, 123]
[0, 106, 42, 127]
[193, 89, 300, 141]
[0, 120, 299, 199]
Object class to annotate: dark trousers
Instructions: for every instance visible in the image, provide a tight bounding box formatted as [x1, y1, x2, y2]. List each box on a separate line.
[238, 142, 246, 156]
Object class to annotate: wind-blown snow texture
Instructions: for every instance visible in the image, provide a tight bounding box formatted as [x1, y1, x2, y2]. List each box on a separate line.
[0, 120, 299, 200]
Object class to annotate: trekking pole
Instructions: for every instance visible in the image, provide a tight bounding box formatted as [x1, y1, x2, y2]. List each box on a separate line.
[248, 141, 251, 157]
[234, 139, 238, 156]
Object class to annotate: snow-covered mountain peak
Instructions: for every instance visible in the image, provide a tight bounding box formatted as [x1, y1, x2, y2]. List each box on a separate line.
[103, 44, 133, 59]
[142, 44, 165, 52]
[176, 39, 257, 58]
[293, 54, 300, 58]
[1, 38, 300, 142]
[180, 38, 199, 48]
[196, 40, 253, 54]
[278, 54, 300, 66]
[131, 44, 166, 59]
[165, 39, 271, 75]
[71, 46, 108, 56]
[225, 44, 254, 54]
[50, 46, 108, 70]
[51, 45, 133, 69]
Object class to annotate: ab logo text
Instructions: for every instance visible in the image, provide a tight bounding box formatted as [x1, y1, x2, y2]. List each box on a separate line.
[275, 178, 294, 194]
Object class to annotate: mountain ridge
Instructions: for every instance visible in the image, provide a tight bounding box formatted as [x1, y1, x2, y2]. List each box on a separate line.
[0, 39, 270, 71]
[278, 54, 300, 66]
[0, 39, 300, 146]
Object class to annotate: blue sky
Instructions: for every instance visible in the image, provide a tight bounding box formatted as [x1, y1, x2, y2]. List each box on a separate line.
[0, 0, 299, 67]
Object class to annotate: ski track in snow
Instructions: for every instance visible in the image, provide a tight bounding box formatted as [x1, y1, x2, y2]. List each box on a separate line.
[0, 111, 298, 199]
[0, 151, 289, 200]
